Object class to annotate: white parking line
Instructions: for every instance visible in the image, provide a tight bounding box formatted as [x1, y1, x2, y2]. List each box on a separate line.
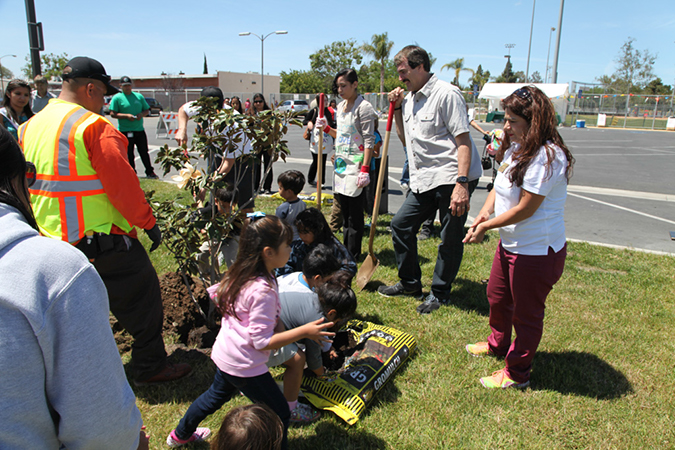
[568, 192, 675, 226]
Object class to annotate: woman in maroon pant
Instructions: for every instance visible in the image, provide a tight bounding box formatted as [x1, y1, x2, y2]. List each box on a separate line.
[463, 85, 574, 389]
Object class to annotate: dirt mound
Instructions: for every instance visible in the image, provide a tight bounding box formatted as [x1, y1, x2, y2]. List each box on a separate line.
[112, 272, 219, 352]
[160, 272, 217, 346]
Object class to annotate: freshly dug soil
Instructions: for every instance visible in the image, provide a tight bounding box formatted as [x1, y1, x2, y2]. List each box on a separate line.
[112, 272, 219, 352]
[160, 272, 217, 346]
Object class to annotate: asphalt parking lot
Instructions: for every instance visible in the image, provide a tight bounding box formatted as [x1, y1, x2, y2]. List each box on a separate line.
[138, 115, 675, 256]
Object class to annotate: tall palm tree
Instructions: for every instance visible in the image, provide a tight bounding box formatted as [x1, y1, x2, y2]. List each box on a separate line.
[441, 58, 474, 88]
[362, 32, 395, 95]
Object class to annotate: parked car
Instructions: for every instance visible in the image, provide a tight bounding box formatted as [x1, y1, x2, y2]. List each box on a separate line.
[277, 99, 309, 116]
[144, 97, 164, 116]
[102, 96, 112, 115]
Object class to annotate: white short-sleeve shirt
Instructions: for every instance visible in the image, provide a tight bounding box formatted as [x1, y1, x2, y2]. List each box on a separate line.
[182, 102, 252, 157]
[494, 143, 569, 255]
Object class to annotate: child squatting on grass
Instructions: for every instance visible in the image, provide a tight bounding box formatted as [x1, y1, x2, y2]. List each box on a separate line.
[166, 215, 334, 449]
[276, 207, 357, 282]
[269, 244, 358, 423]
[275, 170, 307, 241]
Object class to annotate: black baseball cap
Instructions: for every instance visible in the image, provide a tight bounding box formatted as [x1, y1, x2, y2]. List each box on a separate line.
[200, 86, 224, 108]
[120, 76, 132, 85]
[62, 56, 119, 95]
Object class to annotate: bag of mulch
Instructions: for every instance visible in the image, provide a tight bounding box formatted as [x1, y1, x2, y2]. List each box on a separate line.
[295, 320, 417, 425]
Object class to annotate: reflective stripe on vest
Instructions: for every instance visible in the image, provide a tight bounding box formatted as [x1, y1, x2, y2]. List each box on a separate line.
[19, 99, 133, 242]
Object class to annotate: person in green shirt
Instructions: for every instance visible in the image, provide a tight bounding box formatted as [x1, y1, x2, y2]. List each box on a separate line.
[109, 76, 158, 178]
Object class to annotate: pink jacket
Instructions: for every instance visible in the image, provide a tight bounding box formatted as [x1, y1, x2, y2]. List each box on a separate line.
[211, 277, 280, 377]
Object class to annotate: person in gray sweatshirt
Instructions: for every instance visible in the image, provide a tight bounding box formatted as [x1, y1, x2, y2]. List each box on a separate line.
[0, 125, 148, 449]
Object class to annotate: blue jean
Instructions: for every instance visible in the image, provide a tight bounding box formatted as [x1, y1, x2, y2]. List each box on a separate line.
[400, 149, 410, 185]
[175, 368, 289, 450]
[390, 181, 478, 298]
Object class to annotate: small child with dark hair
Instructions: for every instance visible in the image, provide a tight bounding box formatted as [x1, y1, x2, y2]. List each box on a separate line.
[268, 244, 340, 424]
[211, 404, 283, 450]
[195, 186, 240, 273]
[276, 170, 306, 241]
[276, 208, 356, 281]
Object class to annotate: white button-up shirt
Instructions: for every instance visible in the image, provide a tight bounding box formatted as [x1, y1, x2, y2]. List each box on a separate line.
[402, 74, 482, 193]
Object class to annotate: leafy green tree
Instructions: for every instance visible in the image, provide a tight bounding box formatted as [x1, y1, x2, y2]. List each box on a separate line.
[597, 37, 656, 93]
[280, 69, 325, 93]
[643, 78, 672, 96]
[203, 53, 208, 74]
[441, 57, 474, 88]
[310, 40, 363, 91]
[529, 71, 543, 83]
[468, 65, 490, 90]
[495, 59, 519, 83]
[357, 60, 404, 94]
[362, 32, 394, 94]
[0, 66, 14, 80]
[153, 97, 299, 321]
[22, 52, 70, 80]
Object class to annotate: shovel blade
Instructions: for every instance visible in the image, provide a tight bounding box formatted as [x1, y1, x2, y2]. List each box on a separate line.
[356, 254, 379, 291]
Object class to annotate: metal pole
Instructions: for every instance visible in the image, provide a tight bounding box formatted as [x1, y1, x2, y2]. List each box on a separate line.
[551, 0, 565, 83]
[651, 97, 658, 130]
[623, 94, 630, 128]
[525, 0, 536, 82]
[260, 36, 264, 96]
[545, 27, 555, 83]
[24, 0, 42, 77]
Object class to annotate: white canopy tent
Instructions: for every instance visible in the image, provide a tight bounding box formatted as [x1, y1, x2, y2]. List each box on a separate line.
[478, 83, 569, 123]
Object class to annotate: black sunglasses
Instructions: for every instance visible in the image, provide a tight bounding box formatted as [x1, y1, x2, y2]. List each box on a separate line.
[26, 161, 36, 188]
[513, 87, 532, 101]
[254, 100, 264, 104]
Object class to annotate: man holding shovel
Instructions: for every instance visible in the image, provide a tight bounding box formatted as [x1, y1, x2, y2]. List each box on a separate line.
[378, 45, 482, 314]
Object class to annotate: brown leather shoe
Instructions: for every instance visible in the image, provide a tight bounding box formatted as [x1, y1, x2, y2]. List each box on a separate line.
[134, 363, 192, 387]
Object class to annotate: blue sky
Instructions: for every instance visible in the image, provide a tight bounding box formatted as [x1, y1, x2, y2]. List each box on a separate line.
[2, 0, 674, 90]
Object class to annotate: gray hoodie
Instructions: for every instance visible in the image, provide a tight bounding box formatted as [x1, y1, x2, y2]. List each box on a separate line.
[0, 204, 142, 449]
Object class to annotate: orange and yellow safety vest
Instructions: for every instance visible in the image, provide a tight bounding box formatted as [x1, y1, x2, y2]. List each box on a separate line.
[19, 99, 133, 243]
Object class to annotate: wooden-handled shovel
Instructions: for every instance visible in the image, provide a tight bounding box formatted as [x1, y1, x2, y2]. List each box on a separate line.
[356, 101, 395, 291]
[316, 93, 325, 207]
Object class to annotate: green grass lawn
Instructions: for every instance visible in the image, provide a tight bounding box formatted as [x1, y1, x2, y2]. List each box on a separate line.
[135, 180, 675, 449]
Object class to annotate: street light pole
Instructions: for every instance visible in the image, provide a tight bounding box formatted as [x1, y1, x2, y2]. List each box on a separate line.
[545, 27, 555, 83]
[238, 31, 288, 97]
[525, 0, 536, 82]
[0, 54, 17, 94]
[551, 0, 565, 83]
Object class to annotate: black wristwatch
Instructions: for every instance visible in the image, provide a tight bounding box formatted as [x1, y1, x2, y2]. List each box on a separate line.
[456, 176, 469, 184]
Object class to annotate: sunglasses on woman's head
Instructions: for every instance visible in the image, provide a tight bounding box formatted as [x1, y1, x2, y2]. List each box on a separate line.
[25, 161, 36, 188]
[514, 88, 532, 101]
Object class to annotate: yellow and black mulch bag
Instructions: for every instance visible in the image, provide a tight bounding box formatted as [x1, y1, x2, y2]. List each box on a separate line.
[296, 320, 417, 425]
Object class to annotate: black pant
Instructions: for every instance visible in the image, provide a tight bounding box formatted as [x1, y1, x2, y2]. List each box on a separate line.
[254, 151, 273, 192]
[390, 181, 478, 298]
[92, 236, 167, 381]
[125, 130, 155, 176]
[308, 152, 327, 185]
[336, 191, 365, 260]
[364, 159, 381, 216]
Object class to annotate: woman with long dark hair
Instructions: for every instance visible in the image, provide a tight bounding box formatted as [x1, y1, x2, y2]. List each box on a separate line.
[463, 85, 574, 389]
[316, 68, 377, 260]
[247, 93, 274, 194]
[1, 79, 34, 140]
[0, 126, 148, 448]
[230, 96, 243, 114]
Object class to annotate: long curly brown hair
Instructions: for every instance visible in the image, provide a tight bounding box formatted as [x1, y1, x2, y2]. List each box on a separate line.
[216, 215, 292, 319]
[499, 85, 574, 187]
